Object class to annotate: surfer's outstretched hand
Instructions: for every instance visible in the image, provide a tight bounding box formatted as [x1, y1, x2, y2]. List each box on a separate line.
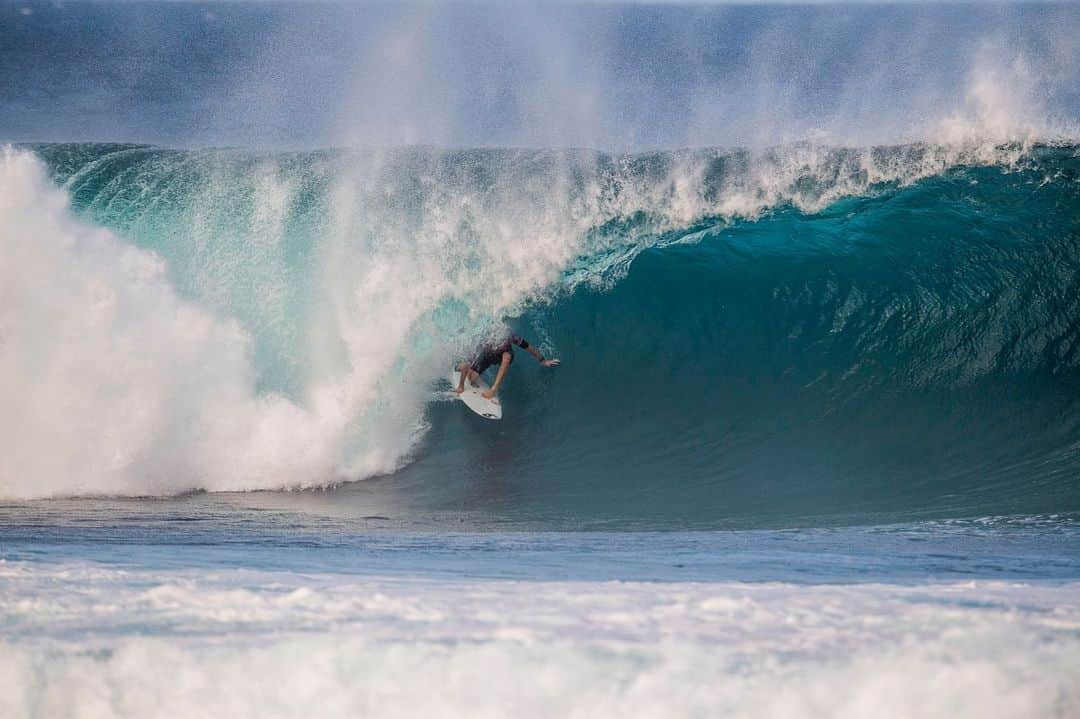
[542, 358, 561, 367]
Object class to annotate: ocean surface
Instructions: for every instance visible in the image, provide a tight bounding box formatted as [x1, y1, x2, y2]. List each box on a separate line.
[2, 2, 1080, 717]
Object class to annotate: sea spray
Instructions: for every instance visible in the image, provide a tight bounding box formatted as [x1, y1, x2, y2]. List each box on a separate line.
[0, 148, 342, 496]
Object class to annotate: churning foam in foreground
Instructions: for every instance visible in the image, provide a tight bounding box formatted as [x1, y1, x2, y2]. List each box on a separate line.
[0, 561, 1078, 719]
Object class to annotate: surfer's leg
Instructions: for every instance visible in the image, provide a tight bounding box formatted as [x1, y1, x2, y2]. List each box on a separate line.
[456, 362, 472, 393]
[483, 352, 513, 399]
[469, 351, 499, 386]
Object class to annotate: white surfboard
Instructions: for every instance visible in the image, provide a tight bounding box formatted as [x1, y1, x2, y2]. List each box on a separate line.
[449, 370, 502, 420]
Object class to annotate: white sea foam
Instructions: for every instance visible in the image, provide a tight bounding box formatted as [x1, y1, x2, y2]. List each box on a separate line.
[0, 561, 1078, 718]
[0, 147, 344, 496]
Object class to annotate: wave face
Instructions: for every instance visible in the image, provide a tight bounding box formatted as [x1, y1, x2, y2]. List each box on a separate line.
[1, 141, 1079, 527]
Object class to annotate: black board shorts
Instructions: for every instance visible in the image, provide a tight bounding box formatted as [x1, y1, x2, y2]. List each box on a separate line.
[470, 347, 513, 375]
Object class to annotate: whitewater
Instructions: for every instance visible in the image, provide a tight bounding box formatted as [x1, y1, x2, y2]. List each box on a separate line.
[1, 2, 1079, 717]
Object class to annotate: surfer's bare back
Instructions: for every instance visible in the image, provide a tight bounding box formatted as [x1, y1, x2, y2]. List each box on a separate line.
[456, 333, 560, 400]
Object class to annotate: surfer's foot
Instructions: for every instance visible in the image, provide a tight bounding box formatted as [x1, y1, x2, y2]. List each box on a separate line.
[455, 386, 465, 395]
[481, 389, 497, 400]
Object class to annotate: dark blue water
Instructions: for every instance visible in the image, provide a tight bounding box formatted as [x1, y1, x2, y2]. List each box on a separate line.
[3, 496, 1079, 583]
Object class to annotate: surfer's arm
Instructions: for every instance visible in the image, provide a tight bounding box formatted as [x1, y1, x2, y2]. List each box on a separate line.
[523, 343, 559, 367]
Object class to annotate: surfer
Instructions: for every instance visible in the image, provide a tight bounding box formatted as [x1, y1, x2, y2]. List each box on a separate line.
[456, 333, 559, 401]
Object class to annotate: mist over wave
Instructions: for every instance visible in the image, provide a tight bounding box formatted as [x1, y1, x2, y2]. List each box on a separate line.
[1, 1, 1076, 149]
